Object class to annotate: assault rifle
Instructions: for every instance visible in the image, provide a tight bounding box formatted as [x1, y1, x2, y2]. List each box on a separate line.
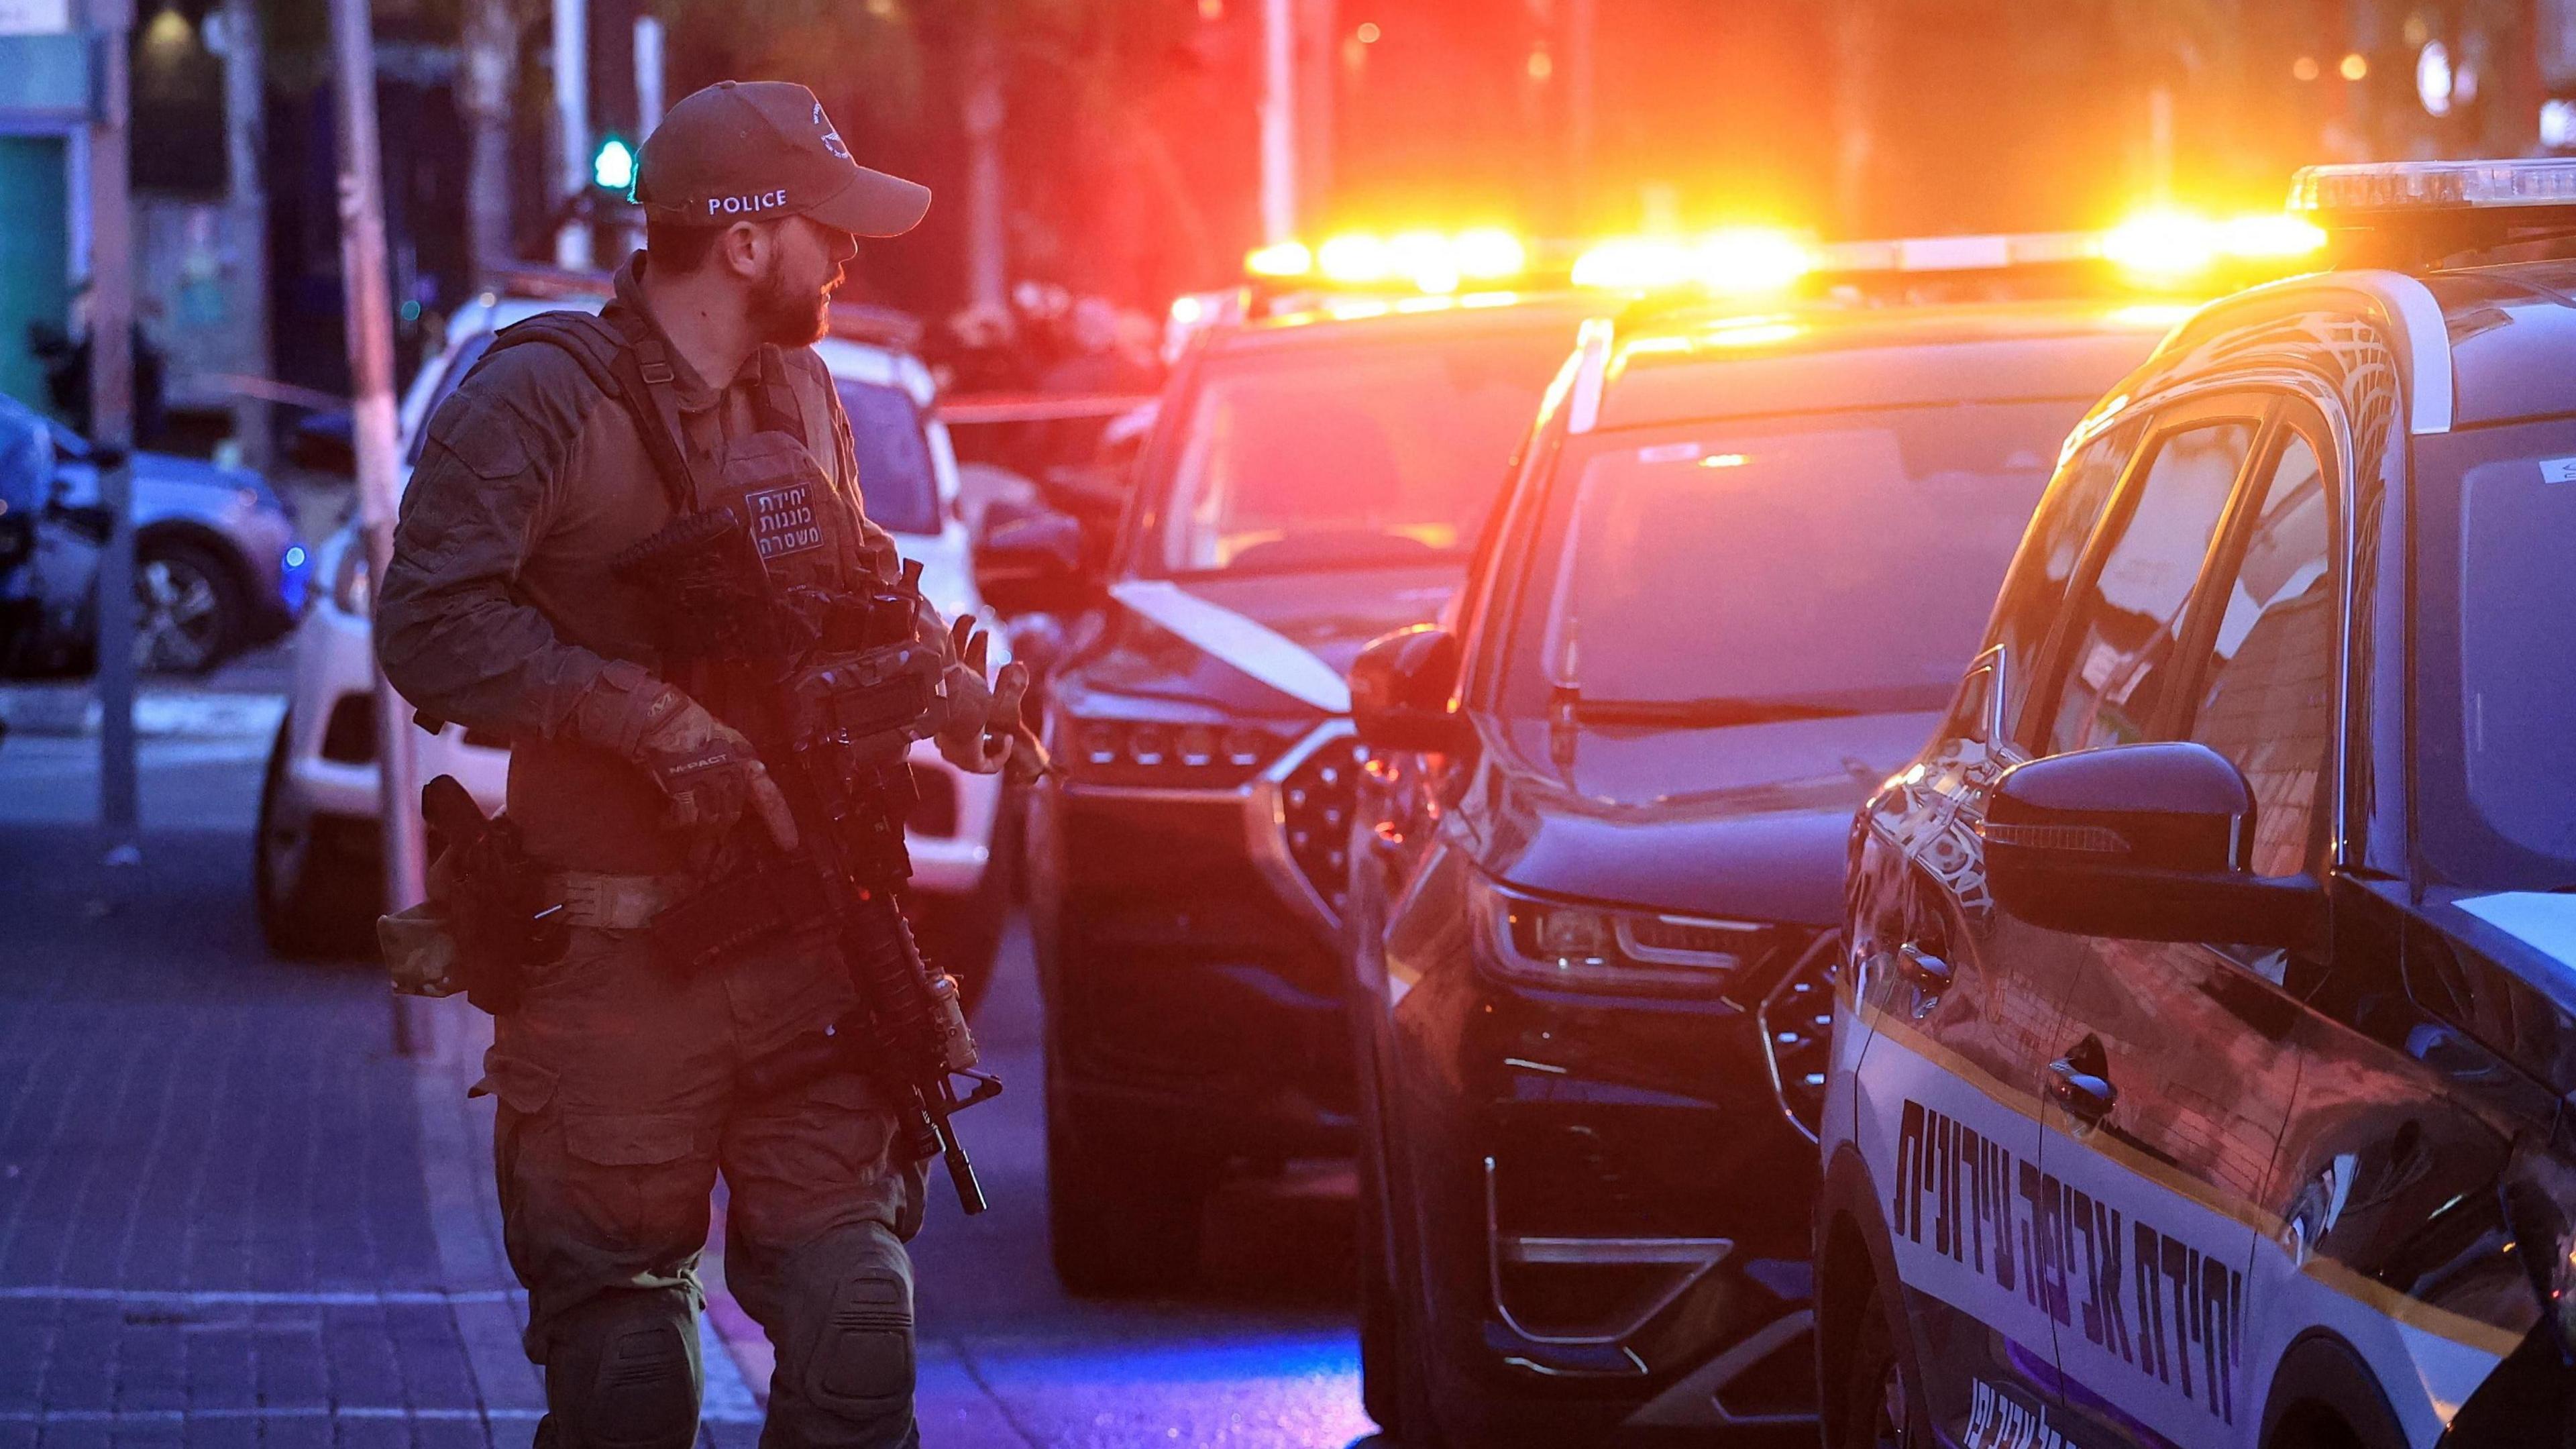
[614, 510, 1004, 1214]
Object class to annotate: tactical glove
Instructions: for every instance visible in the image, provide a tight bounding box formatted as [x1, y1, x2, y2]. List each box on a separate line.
[570, 663, 799, 850]
[934, 617, 1032, 777]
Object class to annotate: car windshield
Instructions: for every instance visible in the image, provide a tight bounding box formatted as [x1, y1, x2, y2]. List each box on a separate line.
[835, 380, 941, 536]
[2416, 417, 2576, 890]
[1152, 326, 1574, 575]
[1502, 400, 2085, 719]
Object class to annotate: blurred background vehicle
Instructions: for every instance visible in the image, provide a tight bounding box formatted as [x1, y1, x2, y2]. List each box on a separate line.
[1340, 278, 2171, 1445]
[0, 390, 306, 680]
[983, 288, 1590, 1295]
[254, 276, 1018, 1000]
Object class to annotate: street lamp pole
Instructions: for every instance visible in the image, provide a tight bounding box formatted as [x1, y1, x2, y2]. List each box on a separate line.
[325, 0, 428, 1046]
[1260, 0, 1297, 242]
[87, 0, 139, 873]
[553, 0, 592, 269]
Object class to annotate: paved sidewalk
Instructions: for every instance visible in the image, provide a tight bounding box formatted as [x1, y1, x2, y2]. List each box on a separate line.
[0, 823, 527, 1448]
[0, 725, 1375, 1448]
[0, 823, 776, 1449]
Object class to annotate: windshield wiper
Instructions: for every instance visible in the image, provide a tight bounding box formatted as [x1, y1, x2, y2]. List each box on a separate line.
[1569, 696, 1861, 727]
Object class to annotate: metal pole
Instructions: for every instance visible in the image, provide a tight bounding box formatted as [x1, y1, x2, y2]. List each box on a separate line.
[1259, 0, 1296, 242]
[1565, 0, 1595, 231]
[962, 2, 1007, 312]
[327, 0, 428, 1042]
[553, 0, 592, 270]
[462, 0, 519, 282]
[635, 13, 664, 135]
[221, 0, 270, 469]
[87, 0, 139, 870]
[624, 9, 659, 256]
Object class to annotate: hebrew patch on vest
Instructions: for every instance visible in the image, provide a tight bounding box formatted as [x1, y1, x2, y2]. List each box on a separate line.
[747, 483, 825, 559]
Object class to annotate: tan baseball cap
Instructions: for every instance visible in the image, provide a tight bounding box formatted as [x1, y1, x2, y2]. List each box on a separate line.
[634, 80, 930, 237]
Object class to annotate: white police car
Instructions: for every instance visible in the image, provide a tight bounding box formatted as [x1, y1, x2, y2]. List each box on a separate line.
[256, 278, 1014, 999]
[1819, 159, 2576, 1449]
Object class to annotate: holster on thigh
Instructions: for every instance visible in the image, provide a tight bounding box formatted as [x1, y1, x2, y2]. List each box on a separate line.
[539, 1289, 702, 1449]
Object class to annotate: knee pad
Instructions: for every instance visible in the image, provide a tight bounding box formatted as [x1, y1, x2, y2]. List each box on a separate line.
[544, 1295, 700, 1449]
[806, 1268, 915, 1412]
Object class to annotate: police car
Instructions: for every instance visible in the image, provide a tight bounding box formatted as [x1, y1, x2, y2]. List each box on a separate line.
[977, 282, 1589, 1293]
[255, 273, 1016, 997]
[1340, 254, 2231, 1442]
[1819, 158, 2576, 1449]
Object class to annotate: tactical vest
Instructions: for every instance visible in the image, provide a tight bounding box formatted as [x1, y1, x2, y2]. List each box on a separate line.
[473, 309, 890, 740]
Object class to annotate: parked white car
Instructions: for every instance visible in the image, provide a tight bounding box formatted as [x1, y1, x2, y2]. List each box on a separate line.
[254, 287, 1014, 1002]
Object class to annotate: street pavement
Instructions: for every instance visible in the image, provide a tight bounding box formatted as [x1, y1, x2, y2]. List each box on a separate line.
[0, 671, 1379, 1448]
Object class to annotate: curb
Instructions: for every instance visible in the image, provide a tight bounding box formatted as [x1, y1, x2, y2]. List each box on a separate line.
[0, 687, 286, 739]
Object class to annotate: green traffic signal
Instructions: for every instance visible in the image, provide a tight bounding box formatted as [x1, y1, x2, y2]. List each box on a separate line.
[592, 135, 636, 193]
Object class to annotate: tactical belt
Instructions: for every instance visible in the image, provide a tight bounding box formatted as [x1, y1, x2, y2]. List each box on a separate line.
[543, 871, 688, 932]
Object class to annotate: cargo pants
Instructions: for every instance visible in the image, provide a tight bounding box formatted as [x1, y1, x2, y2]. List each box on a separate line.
[475, 918, 927, 1449]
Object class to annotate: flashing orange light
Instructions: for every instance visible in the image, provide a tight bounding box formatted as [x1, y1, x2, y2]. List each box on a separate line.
[1317, 233, 1395, 284]
[1267, 229, 1531, 292]
[1697, 228, 1815, 294]
[2100, 207, 2326, 281]
[1246, 240, 1314, 278]
[1388, 229, 1459, 292]
[1571, 238, 1699, 291]
[2100, 209, 2221, 279]
[2220, 213, 2328, 259]
[1572, 228, 1815, 295]
[1452, 227, 1529, 280]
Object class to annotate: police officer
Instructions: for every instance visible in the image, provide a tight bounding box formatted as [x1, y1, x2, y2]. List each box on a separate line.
[376, 80, 1022, 1449]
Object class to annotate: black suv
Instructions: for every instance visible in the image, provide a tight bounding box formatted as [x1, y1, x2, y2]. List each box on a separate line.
[1339, 299, 2170, 1444]
[1819, 160, 2576, 1449]
[980, 295, 1588, 1291]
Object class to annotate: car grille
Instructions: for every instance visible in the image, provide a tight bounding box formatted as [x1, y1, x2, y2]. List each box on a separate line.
[1758, 934, 1840, 1142]
[1277, 734, 1360, 920]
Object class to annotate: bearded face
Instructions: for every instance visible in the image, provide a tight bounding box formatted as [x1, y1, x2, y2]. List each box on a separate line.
[749, 219, 847, 348]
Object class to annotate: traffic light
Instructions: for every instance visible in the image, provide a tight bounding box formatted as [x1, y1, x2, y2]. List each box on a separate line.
[591, 134, 637, 195]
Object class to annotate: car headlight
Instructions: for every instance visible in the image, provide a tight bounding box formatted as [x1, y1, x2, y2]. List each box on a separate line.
[1052, 698, 1303, 788]
[1469, 872, 1802, 996]
[331, 539, 371, 617]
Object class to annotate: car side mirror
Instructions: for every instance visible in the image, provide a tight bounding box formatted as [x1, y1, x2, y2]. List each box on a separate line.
[975, 509, 1091, 616]
[1985, 742, 2325, 952]
[1349, 625, 1472, 753]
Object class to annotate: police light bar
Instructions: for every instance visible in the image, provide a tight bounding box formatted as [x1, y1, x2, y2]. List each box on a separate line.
[2290, 158, 2576, 216]
[1244, 228, 1532, 294]
[1572, 215, 2320, 296]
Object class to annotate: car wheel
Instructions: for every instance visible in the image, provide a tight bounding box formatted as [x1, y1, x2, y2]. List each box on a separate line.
[908, 785, 1020, 1018]
[254, 716, 381, 959]
[1833, 1272, 1924, 1449]
[1044, 1067, 1215, 1295]
[135, 536, 246, 674]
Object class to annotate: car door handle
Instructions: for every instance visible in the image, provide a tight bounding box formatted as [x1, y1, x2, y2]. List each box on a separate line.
[2046, 1058, 2118, 1126]
[1896, 943, 1953, 994]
